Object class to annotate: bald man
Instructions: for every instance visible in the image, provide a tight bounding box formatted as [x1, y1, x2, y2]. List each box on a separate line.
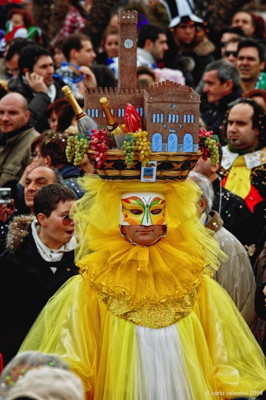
[0, 92, 39, 187]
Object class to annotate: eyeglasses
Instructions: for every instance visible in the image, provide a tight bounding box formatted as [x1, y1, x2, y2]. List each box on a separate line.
[56, 215, 73, 225]
[224, 50, 238, 57]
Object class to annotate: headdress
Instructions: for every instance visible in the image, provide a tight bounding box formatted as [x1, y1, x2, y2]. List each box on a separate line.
[158, 0, 203, 28]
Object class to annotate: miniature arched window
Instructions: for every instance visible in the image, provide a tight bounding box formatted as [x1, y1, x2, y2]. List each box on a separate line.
[167, 114, 179, 123]
[152, 113, 164, 123]
[151, 133, 163, 151]
[167, 133, 178, 152]
[182, 133, 194, 152]
[87, 108, 99, 118]
[136, 107, 144, 117]
[117, 108, 125, 117]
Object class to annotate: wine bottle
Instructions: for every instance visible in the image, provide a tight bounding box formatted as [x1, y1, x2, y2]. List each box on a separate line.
[99, 97, 118, 132]
[61, 85, 99, 135]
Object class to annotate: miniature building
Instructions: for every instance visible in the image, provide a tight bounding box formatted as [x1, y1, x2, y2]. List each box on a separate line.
[84, 10, 200, 153]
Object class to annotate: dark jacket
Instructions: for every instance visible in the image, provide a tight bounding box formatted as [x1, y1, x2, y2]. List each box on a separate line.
[0, 215, 79, 365]
[201, 88, 241, 144]
[8, 75, 65, 132]
[58, 164, 85, 199]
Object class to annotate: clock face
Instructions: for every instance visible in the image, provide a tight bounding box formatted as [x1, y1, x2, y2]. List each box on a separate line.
[124, 39, 133, 49]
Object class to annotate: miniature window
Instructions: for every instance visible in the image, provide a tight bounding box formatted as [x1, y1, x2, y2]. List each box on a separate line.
[87, 109, 99, 118]
[167, 114, 179, 123]
[152, 113, 164, 123]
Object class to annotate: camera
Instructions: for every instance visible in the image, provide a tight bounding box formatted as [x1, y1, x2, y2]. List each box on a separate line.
[0, 188, 12, 204]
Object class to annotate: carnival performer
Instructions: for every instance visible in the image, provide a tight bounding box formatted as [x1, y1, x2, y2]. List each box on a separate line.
[19, 173, 266, 400]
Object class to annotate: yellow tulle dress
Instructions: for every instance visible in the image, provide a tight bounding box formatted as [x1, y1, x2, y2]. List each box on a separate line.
[20, 176, 266, 399]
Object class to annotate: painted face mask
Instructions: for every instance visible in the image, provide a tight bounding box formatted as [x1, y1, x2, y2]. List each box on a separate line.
[120, 192, 166, 226]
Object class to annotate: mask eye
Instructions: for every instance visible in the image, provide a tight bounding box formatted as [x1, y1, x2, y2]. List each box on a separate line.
[151, 209, 162, 215]
[130, 209, 143, 215]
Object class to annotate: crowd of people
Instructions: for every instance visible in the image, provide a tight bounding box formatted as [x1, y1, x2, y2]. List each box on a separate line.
[0, 0, 266, 399]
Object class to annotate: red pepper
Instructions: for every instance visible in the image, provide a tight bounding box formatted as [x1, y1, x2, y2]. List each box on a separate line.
[124, 103, 142, 132]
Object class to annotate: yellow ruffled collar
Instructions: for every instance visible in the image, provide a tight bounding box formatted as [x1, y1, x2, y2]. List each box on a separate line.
[77, 232, 207, 328]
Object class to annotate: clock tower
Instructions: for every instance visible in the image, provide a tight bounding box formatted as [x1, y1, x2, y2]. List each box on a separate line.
[118, 10, 137, 90]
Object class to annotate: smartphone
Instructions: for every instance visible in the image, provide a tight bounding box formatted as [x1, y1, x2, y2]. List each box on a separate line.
[0, 188, 12, 204]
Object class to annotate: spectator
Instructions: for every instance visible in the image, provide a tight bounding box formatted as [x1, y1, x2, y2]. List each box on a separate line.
[96, 25, 118, 65]
[49, 0, 87, 47]
[0, 183, 79, 364]
[0, 92, 39, 188]
[218, 26, 245, 58]
[231, 10, 266, 40]
[188, 171, 256, 328]
[31, 131, 85, 199]
[8, 44, 65, 132]
[0, 166, 64, 252]
[220, 98, 266, 212]
[162, 0, 215, 87]
[50, 39, 67, 69]
[3, 37, 33, 78]
[55, 33, 97, 98]
[236, 38, 266, 93]
[4, 8, 43, 45]
[223, 37, 242, 66]
[201, 59, 241, 143]
[137, 24, 169, 69]
[46, 97, 77, 133]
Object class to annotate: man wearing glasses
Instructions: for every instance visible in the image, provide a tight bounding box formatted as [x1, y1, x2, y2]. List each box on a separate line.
[0, 183, 78, 365]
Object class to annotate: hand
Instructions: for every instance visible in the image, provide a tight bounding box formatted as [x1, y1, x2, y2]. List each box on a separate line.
[79, 66, 97, 89]
[0, 200, 15, 223]
[19, 159, 44, 187]
[25, 71, 48, 93]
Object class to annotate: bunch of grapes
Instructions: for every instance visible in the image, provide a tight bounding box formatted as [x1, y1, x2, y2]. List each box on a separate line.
[199, 136, 220, 165]
[133, 130, 152, 166]
[121, 134, 137, 168]
[73, 136, 90, 166]
[65, 135, 76, 163]
[90, 128, 109, 168]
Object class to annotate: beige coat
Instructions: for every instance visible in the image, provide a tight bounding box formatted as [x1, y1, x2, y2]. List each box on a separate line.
[206, 210, 256, 329]
[0, 126, 39, 187]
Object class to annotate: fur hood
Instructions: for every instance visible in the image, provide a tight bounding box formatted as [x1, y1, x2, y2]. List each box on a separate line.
[6, 215, 35, 251]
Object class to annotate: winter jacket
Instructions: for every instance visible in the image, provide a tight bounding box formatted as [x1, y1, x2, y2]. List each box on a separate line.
[0, 215, 79, 365]
[0, 125, 39, 187]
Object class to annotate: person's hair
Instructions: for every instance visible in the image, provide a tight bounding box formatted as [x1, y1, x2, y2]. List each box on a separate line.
[5, 37, 33, 61]
[38, 131, 70, 166]
[61, 33, 91, 61]
[188, 171, 214, 215]
[137, 23, 166, 48]
[224, 36, 243, 46]
[90, 64, 117, 88]
[7, 8, 33, 27]
[18, 44, 52, 73]
[221, 98, 266, 146]
[34, 183, 77, 216]
[242, 88, 266, 103]
[137, 65, 156, 81]
[203, 59, 240, 89]
[0, 350, 69, 397]
[101, 25, 118, 46]
[237, 38, 266, 61]
[46, 98, 77, 131]
[219, 26, 246, 42]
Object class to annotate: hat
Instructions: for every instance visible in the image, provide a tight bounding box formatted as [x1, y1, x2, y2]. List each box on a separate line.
[159, 0, 203, 28]
[7, 366, 85, 400]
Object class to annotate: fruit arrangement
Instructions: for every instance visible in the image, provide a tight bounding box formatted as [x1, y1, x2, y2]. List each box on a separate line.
[65, 103, 152, 169]
[199, 129, 220, 165]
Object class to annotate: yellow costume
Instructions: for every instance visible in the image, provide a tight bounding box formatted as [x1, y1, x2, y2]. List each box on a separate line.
[20, 176, 266, 399]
